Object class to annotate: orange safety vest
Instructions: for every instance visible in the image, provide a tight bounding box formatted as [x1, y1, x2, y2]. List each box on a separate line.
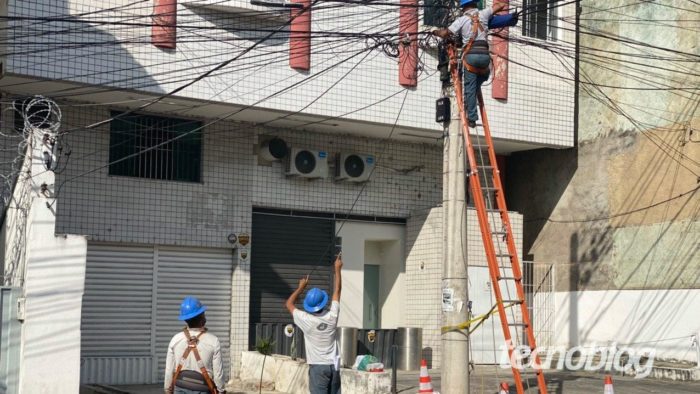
[170, 327, 218, 394]
[461, 12, 490, 75]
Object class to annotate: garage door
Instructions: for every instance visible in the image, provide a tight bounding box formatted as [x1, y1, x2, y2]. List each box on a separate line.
[250, 211, 335, 346]
[81, 243, 233, 385]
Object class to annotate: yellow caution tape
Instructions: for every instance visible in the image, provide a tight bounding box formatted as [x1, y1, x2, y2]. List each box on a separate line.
[441, 302, 518, 334]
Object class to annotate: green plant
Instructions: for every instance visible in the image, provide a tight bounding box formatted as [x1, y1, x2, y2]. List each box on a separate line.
[255, 337, 275, 394]
[255, 337, 275, 356]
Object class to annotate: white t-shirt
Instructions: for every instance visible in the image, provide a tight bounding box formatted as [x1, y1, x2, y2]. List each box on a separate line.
[293, 301, 340, 367]
[448, 8, 494, 44]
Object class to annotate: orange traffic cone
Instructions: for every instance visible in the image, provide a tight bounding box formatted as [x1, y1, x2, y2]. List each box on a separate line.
[418, 359, 434, 393]
[604, 375, 614, 394]
[499, 382, 509, 393]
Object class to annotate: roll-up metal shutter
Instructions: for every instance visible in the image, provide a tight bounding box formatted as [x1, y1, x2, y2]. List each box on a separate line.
[250, 211, 335, 346]
[81, 243, 233, 385]
[155, 247, 233, 380]
[81, 244, 155, 384]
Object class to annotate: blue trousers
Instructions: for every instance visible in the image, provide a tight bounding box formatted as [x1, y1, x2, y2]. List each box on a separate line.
[464, 53, 491, 122]
[309, 364, 341, 394]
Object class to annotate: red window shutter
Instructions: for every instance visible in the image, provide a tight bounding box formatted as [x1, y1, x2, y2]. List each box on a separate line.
[290, 0, 311, 71]
[152, 0, 177, 49]
[398, 0, 418, 87]
[491, 0, 509, 99]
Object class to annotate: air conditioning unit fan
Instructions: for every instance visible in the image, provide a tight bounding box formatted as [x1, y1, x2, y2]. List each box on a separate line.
[335, 153, 375, 182]
[286, 148, 329, 179]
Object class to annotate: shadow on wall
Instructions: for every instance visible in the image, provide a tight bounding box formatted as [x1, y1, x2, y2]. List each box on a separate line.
[6, 0, 165, 96]
[505, 73, 700, 351]
[8, 1, 179, 238]
[505, 147, 578, 271]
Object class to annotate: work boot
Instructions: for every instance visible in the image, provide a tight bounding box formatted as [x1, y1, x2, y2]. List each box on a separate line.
[468, 120, 476, 128]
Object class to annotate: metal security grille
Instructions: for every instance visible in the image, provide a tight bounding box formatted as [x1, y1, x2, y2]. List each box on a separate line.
[522, 0, 558, 41]
[108, 112, 202, 182]
[249, 210, 336, 348]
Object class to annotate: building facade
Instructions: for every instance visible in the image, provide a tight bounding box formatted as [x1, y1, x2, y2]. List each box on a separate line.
[507, 0, 699, 364]
[0, 0, 575, 391]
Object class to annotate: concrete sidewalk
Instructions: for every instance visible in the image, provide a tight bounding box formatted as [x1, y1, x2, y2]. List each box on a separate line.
[82, 367, 700, 393]
[397, 367, 700, 393]
[80, 384, 280, 394]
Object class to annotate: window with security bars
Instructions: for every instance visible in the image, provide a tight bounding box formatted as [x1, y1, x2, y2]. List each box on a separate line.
[521, 0, 558, 41]
[108, 112, 202, 182]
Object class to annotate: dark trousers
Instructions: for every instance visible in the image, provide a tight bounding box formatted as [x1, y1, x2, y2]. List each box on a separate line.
[308, 364, 341, 394]
[464, 53, 491, 122]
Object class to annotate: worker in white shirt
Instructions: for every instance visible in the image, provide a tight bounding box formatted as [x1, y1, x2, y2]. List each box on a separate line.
[286, 254, 343, 394]
[164, 296, 225, 394]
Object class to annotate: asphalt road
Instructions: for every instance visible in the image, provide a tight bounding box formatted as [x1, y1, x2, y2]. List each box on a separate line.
[396, 367, 700, 393]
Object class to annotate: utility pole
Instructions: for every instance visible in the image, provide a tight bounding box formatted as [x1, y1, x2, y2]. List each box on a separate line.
[441, 82, 470, 392]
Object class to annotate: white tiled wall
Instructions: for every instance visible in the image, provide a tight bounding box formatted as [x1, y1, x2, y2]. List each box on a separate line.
[54, 105, 443, 245]
[52, 102, 443, 376]
[405, 206, 523, 369]
[7, 0, 574, 147]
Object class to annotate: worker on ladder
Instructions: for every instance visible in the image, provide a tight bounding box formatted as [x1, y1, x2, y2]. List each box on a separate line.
[432, 0, 508, 128]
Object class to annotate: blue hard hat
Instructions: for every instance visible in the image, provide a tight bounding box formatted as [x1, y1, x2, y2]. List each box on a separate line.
[179, 296, 207, 321]
[303, 288, 329, 313]
[460, 0, 477, 6]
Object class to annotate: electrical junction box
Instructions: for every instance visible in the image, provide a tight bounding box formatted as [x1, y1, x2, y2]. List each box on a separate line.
[436, 97, 450, 123]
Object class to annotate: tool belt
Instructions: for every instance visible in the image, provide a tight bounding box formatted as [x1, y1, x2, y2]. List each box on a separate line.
[467, 40, 489, 55]
[176, 370, 213, 392]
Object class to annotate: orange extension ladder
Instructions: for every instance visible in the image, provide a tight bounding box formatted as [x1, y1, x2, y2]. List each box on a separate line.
[447, 44, 548, 394]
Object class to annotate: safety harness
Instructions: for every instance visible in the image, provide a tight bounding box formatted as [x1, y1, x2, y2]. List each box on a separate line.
[170, 327, 218, 394]
[460, 11, 490, 75]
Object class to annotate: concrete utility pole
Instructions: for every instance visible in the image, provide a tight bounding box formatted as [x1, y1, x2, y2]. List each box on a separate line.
[441, 86, 470, 392]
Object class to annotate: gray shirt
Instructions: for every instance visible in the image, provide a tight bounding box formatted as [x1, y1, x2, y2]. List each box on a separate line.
[448, 8, 494, 44]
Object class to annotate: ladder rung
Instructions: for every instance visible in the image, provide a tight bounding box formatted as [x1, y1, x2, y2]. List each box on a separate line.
[471, 144, 489, 149]
[486, 209, 501, 213]
[492, 230, 507, 235]
[509, 323, 529, 327]
[495, 253, 512, 258]
[502, 300, 523, 304]
[498, 276, 521, 281]
[519, 370, 543, 375]
[481, 186, 499, 191]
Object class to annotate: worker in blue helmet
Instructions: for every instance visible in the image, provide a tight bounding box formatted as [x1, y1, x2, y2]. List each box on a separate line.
[433, 0, 510, 128]
[164, 296, 225, 394]
[286, 254, 344, 394]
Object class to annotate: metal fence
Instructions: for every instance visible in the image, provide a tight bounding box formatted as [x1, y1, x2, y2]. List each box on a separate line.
[253, 324, 398, 367]
[523, 262, 555, 349]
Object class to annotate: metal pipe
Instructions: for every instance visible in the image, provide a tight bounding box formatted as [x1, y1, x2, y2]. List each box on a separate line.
[391, 344, 398, 394]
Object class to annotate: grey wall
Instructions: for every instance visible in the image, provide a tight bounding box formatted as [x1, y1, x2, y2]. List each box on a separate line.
[506, 0, 699, 292]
